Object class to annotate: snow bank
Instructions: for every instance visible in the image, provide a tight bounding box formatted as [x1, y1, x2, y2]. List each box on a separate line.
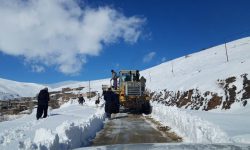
[150, 102, 230, 143]
[189, 104, 250, 144]
[33, 128, 59, 149]
[76, 143, 250, 150]
[19, 109, 105, 150]
[0, 100, 106, 150]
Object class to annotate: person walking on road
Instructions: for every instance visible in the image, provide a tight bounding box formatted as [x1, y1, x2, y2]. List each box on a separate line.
[36, 87, 50, 120]
[104, 88, 119, 119]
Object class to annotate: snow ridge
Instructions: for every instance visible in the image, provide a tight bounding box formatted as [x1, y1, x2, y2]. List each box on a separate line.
[0, 99, 106, 150]
[20, 109, 105, 150]
[151, 102, 230, 143]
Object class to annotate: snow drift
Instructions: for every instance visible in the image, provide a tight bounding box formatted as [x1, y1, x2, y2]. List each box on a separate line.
[0, 100, 106, 150]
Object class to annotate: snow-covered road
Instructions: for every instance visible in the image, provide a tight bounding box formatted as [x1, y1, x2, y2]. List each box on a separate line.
[91, 113, 180, 146]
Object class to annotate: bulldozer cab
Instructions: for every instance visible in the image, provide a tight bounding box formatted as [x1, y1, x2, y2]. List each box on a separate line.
[118, 70, 142, 96]
[119, 70, 138, 85]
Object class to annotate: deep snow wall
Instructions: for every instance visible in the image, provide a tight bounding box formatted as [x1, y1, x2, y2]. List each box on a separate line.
[150, 102, 230, 143]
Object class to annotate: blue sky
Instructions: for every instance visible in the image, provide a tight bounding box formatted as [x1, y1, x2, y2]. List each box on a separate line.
[0, 0, 250, 84]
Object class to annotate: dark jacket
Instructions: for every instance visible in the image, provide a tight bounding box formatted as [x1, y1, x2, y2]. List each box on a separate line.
[111, 71, 117, 80]
[78, 96, 85, 104]
[104, 91, 119, 114]
[38, 89, 50, 105]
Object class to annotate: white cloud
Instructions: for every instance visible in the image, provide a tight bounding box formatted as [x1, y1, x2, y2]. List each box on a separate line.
[0, 0, 145, 74]
[143, 52, 156, 63]
[31, 65, 45, 73]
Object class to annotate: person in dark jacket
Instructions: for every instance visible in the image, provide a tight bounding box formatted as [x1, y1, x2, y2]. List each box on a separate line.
[135, 70, 140, 81]
[104, 88, 119, 119]
[78, 94, 85, 105]
[36, 87, 50, 120]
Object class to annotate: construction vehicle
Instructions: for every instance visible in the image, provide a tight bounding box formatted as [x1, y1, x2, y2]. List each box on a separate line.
[102, 70, 151, 114]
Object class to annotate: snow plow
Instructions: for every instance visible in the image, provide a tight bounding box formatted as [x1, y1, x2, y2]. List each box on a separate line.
[102, 70, 151, 114]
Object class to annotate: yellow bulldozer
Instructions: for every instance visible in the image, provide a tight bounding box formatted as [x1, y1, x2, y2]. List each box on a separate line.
[102, 70, 151, 114]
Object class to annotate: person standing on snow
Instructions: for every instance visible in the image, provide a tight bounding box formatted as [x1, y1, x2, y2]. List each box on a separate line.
[111, 70, 118, 90]
[78, 94, 85, 105]
[36, 87, 50, 120]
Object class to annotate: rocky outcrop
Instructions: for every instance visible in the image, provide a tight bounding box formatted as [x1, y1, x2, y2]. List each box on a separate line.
[241, 74, 250, 106]
[151, 74, 249, 111]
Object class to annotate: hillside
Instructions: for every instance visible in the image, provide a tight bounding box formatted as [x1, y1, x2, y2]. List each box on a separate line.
[1, 37, 250, 148]
[141, 37, 250, 111]
[0, 78, 45, 100]
[0, 37, 250, 112]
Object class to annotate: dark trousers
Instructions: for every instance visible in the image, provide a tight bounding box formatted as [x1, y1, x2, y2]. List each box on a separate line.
[106, 112, 111, 119]
[113, 79, 117, 90]
[36, 105, 48, 120]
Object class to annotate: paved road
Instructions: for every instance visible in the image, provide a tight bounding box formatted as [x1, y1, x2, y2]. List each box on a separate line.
[91, 113, 178, 146]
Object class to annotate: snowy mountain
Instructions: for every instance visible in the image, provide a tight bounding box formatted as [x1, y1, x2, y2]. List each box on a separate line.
[141, 37, 250, 111]
[1, 37, 250, 109]
[48, 36, 250, 111]
[46, 81, 81, 89]
[0, 37, 250, 149]
[0, 78, 46, 100]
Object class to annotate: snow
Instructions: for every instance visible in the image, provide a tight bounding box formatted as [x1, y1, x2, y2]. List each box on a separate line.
[0, 99, 106, 150]
[190, 104, 250, 143]
[0, 78, 46, 100]
[1, 37, 250, 99]
[150, 101, 250, 144]
[75, 143, 250, 150]
[46, 81, 81, 89]
[141, 37, 250, 92]
[0, 37, 250, 148]
[139, 37, 250, 144]
[52, 79, 110, 94]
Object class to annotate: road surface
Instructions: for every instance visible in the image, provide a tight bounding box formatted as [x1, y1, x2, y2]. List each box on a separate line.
[91, 113, 181, 146]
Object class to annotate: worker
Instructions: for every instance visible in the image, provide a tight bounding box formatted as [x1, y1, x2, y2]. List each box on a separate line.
[78, 94, 85, 105]
[135, 70, 140, 81]
[111, 70, 118, 90]
[104, 88, 116, 119]
[36, 87, 50, 120]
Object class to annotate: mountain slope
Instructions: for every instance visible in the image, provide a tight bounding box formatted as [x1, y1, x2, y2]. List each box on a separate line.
[1, 36, 250, 108]
[140, 37, 250, 110]
[0, 78, 45, 100]
[141, 37, 250, 91]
